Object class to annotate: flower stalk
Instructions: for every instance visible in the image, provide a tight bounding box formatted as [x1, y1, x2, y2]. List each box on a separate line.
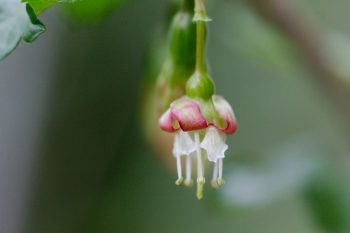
[195, 20, 206, 73]
[158, 0, 238, 200]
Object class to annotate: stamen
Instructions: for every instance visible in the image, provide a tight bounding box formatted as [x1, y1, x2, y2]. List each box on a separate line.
[195, 132, 205, 199]
[175, 155, 183, 185]
[195, 133, 203, 178]
[218, 158, 223, 179]
[217, 158, 225, 186]
[184, 156, 193, 187]
[211, 161, 219, 188]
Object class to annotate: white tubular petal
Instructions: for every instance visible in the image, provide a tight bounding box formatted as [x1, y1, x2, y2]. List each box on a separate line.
[200, 127, 228, 162]
[176, 156, 182, 179]
[194, 132, 203, 178]
[186, 156, 192, 180]
[172, 131, 196, 157]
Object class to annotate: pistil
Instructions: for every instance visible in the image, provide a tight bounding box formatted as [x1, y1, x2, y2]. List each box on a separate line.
[195, 132, 205, 199]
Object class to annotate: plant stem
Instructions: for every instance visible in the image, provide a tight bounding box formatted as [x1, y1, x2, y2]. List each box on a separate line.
[195, 21, 207, 73]
[195, 0, 205, 14]
[194, 0, 207, 73]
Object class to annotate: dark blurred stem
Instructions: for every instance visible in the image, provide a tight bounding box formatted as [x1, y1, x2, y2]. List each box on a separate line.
[182, 0, 194, 11]
[248, 0, 350, 119]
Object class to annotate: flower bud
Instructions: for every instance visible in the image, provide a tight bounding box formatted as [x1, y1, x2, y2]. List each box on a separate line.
[142, 2, 197, 168]
[156, 5, 197, 112]
[169, 9, 196, 70]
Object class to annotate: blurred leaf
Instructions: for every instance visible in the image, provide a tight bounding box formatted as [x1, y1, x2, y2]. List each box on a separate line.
[323, 33, 350, 85]
[303, 167, 350, 233]
[23, 0, 56, 14]
[218, 134, 326, 209]
[0, 0, 45, 60]
[218, 2, 297, 71]
[64, 0, 125, 23]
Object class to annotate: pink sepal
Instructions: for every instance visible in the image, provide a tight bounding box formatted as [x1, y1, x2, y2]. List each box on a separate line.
[212, 95, 238, 134]
[159, 97, 208, 132]
[159, 109, 176, 132]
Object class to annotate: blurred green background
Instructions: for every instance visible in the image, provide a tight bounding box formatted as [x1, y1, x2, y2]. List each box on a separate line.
[0, 0, 350, 233]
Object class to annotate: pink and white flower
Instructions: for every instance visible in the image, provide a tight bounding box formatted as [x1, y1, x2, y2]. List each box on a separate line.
[159, 95, 237, 198]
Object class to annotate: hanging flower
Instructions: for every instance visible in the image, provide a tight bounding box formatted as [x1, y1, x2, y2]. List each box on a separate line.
[157, 0, 239, 200]
[159, 95, 237, 198]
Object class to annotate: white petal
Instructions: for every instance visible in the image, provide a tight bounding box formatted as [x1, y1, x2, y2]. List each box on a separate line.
[200, 127, 228, 162]
[172, 131, 196, 157]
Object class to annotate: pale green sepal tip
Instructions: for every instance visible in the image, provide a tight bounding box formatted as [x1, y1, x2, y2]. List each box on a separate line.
[175, 177, 184, 185]
[217, 178, 225, 187]
[211, 178, 225, 188]
[211, 180, 219, 189]
[184, 179, 194, 187]
[197, 177, 205, 184]
[193, 12, 212, 22]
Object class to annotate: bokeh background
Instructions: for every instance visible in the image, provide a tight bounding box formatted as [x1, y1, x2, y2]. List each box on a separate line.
[1, 0, 350, 233]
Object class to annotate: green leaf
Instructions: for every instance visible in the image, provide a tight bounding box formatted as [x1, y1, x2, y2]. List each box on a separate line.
[64, 0, 125, 23]
[22, 0, 57, 15]
[0, 0, 45, 60]
[23, 0, 77, 15]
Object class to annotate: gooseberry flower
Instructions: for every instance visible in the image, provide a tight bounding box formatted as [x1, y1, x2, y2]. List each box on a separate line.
[158, 0, 238, 200]
[159, 95, 237, 198]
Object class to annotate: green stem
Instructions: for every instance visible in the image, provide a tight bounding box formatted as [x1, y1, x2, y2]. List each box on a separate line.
[194, 0, 208, 73]
[194, 0, 205, 14]
[185, 0, 215, 100]
[195, 21, 207, 73]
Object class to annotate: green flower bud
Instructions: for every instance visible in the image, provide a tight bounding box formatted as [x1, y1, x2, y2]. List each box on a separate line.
[168, 7, 196, 72]
[156, 3, 197, 111]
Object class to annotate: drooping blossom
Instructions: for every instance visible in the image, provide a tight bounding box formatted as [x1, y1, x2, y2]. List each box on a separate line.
[159, 95, 237, 198]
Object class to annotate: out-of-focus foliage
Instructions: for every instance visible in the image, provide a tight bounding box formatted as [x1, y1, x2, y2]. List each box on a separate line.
[0, 0, 45, 60]
[323, 34, 350, 85]
[219, 4, 297, 71]
[0, 0, 127, 61]
[218, 134, 324, 208]
[210, 2, 350, 232]
[63, 0, 125, 23]
[303, 168, 350, 233]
